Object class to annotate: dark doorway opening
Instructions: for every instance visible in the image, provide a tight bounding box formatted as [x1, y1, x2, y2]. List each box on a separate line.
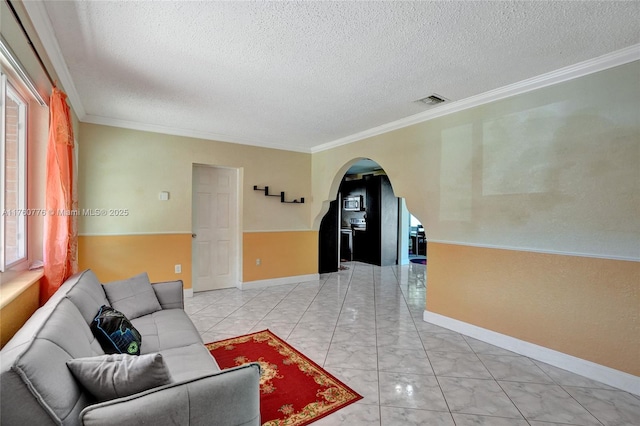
[318, 160, 400, 272]
[318, 200, 339, 273]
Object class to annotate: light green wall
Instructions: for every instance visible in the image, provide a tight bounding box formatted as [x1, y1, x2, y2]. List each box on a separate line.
[78, 123, 311, 235]
[312, 61, 640, 260]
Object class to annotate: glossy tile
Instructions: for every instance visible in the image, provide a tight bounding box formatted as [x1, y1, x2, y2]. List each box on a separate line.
[331, 326, 377, 346]
[499, 381, 601, 425]
[376, 328, 424, 349]
[451, 413, 530, 425]
[192, 303, 240, 317]
[438, 377, 523, 419]
[478, 354, 554, 384]
[261, 310, 303, 323]
[186, 262, 640, 425]
[380, 406, 455, 426]
[297, 311, 340, 324]
[428, 351, 493, 379]
[420, 332, 474, 353]
[377, 345, 434, 375]
[208, 317, 260, 335]
[312, 401, 381, 425]
[189, 314, 225, 333]
[200, 329, 240, 344]
[563, 386, 640, 426]
[288, 322, 336, 341]
[226, 305, 271, 319]
[324, 342, 378, 370]
[378, 371, 448, 411]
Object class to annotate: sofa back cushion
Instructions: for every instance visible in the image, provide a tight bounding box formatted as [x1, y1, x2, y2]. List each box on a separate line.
[65, 269, 110, 325]
[1, 297, 104, 425]
[103, 272, 162, 319]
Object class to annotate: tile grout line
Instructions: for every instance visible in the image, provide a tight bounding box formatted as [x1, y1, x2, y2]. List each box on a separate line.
[371, 263, 383, 425]
[324, 263, 354, 368]
[392, 264, 459, 425]
[467, 337, 533, 424]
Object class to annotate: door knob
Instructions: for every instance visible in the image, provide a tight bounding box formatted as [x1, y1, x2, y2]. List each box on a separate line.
[192, 233, 197, 238]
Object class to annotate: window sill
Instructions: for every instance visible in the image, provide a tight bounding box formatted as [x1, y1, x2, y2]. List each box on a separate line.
[0, 269, 43, 309]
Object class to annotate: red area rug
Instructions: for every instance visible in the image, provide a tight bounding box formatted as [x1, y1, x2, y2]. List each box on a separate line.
[206, 330, 362, 426]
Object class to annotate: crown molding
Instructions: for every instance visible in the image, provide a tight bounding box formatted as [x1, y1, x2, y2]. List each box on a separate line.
[311, 44, 640, 153]
[21, 0, 86, 118]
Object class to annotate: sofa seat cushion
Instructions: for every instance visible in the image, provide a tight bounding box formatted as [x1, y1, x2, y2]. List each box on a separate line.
[159, 344, 220, 382]
[131, 309, 203, 354]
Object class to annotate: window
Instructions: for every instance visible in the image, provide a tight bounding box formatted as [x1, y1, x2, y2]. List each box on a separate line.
[0, 73, 28, 271]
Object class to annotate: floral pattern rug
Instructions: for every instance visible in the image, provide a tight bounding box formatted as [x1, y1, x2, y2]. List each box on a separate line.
[206, 329, 362, 425]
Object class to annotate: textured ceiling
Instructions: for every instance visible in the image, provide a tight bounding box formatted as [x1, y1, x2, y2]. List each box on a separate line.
[27, 1, 640, 152]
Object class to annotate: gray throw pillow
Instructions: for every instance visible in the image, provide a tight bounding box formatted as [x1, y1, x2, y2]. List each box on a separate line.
[103, 272, 162, 319]
[67, 353, 172, 401]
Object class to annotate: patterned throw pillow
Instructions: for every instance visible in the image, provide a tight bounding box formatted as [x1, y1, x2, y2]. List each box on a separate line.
[91, 305, 142, 355]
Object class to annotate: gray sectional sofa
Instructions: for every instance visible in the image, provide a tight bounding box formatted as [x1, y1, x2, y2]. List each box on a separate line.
[0, 269, 260, 426]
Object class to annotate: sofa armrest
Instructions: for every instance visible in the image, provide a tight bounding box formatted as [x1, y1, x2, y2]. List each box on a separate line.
[152, 280, 184, 310]
[80, 363, 261, 426]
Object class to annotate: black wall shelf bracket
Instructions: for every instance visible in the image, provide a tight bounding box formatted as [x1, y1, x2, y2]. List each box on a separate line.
[253, 185, 304, 204]
[253, 185, 281, 197]
[281, 194, 305, 204]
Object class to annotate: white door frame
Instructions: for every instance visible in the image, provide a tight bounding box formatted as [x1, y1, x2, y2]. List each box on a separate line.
[398, 198, 410, 265]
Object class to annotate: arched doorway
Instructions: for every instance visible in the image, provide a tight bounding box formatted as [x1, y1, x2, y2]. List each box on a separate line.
[318, 159, 408, 272]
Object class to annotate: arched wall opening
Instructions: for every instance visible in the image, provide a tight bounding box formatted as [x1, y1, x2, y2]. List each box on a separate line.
[317, 158, 428, 274]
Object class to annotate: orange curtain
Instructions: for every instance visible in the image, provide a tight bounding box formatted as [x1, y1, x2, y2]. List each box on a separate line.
[41, 87, 77, 305]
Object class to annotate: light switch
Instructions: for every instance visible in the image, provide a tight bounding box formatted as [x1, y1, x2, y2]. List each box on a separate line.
[159, 191, 170, 201]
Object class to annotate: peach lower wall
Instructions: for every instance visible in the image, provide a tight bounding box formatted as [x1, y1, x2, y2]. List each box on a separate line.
[426, 242, 640, 376]
[243, 231, 318, 282]
[0, 279, 39, 348]
[78, 234, 192, 288]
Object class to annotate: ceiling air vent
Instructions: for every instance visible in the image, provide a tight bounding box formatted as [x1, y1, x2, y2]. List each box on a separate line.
[416, 94, 447, 106]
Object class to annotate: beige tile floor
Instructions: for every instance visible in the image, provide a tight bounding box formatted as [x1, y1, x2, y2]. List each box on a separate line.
[186, 262, 640, 426]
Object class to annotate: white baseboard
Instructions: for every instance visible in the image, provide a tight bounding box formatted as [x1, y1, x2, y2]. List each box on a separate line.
[239, 274, 320, 291]
[183, 288, 193, 298]
[423, 310, 640, 396]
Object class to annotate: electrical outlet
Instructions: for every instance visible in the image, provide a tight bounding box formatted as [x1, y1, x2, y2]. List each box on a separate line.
[174, 264, 182, 274]
[256, 258, 261, 266]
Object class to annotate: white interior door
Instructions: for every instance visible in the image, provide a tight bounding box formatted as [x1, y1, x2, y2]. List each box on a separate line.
[192, 165, 239, 291]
